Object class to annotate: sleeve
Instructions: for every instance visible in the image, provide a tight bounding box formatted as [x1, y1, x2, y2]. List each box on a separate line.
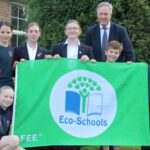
[12, 47, 20, 63]
[87, 46, 94, 59]
[84, 28, 92, 46]
[121, 27, 135, 61]
[52, 44, 61, 56]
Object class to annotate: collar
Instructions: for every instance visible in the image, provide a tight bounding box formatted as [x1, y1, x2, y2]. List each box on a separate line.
[100, 22, 111, 29]
[65, 39, 80, 46]
[27, 42, 38, 50]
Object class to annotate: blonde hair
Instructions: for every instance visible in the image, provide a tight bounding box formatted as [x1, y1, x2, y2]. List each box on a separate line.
[105, 41, 123, 54]
[0, 86, 13, 94]
[25, 22, 41, 32]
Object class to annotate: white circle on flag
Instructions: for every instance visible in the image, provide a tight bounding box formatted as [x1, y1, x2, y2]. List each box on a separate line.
[50, 70, 117, 138]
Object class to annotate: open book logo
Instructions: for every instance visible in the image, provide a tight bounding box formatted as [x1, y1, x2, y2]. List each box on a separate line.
[50, 70, 117, 138]
[65, 76, 103, 116]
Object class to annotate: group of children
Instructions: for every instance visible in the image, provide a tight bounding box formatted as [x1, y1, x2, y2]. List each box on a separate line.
[0, 18, 127, 150]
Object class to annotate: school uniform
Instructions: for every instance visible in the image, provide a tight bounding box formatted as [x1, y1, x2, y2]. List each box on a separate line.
[0, 106, 12, 139]
[13, 43, 53, 150]
[52, 40, 94, 60]
[13, 43, 50, 62]
[0, 45, 14, 88]
[52, 40, 94, 150]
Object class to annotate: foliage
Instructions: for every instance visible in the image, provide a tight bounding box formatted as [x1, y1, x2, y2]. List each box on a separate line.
[28, 0, 150, 63]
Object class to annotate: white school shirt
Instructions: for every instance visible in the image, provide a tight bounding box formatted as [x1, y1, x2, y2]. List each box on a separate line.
[27, 43, 38, 60]
[65, 39, 80, 59]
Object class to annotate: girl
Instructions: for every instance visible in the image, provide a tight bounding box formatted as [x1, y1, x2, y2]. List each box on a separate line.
[0, 21, 14, 88]
[13, 22, 51, 65]
[52, 19, 95, 63]
[13, 22, 53, 150]
[52, 19, 95, 150]
[0, 86, 25, 150]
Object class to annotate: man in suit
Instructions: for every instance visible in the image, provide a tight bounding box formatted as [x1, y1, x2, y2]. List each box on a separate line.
[85, 2, 135, 150]
[84, 2, 135, 62]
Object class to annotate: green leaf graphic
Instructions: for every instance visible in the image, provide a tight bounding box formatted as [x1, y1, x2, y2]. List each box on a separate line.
[67, 76, 101, 113]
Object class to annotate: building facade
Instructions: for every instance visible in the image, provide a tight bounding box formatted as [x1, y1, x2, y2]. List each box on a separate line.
[0, 0, 28, 46]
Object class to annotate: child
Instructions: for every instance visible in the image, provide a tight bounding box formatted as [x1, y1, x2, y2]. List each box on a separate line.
[13, 22, 51, 66]
[0, 21, 14, 88]
[0, 86, 24, 150]
[0, 135, 25, 150]
[105, 40, 123, 63]
[102, 40, 123, 150]
[52, 20, 95, 150]
[52, 19, 95, 63]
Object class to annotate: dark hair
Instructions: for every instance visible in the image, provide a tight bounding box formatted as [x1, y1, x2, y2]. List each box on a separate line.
[0, 21, 12, 31]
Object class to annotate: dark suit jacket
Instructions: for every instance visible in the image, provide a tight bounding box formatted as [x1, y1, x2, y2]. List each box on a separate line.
[13, 43, 50, 62]
[52, 42, 94, 59]
[84, 22, 135, 62]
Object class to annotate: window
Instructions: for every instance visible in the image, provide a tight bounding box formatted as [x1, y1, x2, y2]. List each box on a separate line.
[11, 1, 28, 47]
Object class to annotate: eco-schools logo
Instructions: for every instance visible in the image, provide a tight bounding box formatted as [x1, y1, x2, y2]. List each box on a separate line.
[50, 70, 117, 138]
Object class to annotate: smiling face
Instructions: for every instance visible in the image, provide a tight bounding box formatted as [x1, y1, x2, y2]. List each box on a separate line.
[0, 88, 14, 110]
[26, 25, 41, 43]
[105, 48, 120, 62]
[65, 22, 81, 40]
[0, 25, 12, 46]
[97, 5, 112, 26]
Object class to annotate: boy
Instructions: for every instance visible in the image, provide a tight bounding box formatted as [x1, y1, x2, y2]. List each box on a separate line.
[105, 40, 123, 63]
[0, 86, 25, 150]
[102, 40, 123, 150]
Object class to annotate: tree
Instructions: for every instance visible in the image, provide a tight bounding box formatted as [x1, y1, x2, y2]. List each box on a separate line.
[28, 0, 150, 63]
[67, 76, 101, 113]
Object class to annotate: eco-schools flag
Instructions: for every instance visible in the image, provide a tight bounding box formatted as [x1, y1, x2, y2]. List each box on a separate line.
[12, 58, 149, 147]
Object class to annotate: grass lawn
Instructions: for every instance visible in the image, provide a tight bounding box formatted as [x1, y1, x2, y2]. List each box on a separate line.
[81, 146, 141, 150]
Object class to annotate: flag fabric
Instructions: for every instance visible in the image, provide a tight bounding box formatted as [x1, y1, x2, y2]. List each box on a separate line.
[12, 58, 149, 147]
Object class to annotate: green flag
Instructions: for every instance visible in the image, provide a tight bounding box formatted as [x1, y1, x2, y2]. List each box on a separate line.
[12, 58, 149, 147]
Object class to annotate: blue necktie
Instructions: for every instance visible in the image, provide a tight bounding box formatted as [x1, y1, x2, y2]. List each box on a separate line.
[101, 27, 107, 52]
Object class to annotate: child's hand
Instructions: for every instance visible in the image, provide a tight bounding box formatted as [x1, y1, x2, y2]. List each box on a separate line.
[13, 61, 19, 68]
[127, 61, 132, 64]
[45, 55, 52, 59]
[90, 59, 96, 63]
[53, 54, 61, 59]
[20, 58, 26, 62]
[80, 55, 89, 62]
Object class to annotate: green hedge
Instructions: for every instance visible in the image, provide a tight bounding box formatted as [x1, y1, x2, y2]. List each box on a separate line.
[28, 0, 150, 63]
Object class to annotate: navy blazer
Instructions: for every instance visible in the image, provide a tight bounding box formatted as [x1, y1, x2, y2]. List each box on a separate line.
[84, 22, 135, 62]
[52, 42, 94, 59]
[13, 43, 50, 62]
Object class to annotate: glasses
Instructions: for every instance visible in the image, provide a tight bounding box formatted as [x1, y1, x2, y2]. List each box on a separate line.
[66, 27, 79, 31]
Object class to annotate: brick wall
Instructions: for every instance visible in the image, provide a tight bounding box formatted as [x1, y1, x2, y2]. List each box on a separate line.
[0, 0, 11, 22]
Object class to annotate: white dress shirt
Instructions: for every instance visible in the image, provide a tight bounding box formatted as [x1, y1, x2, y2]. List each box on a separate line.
[27, 43, 38, 60]
[65, 39, 80, 59]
